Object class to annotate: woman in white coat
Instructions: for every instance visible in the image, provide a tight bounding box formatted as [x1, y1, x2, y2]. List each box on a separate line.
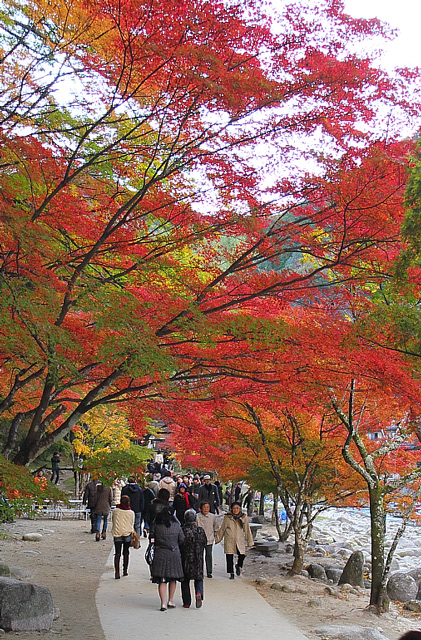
[215, 502, 253, 579]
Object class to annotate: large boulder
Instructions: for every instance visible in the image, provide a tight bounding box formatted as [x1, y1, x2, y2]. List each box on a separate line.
[407, 568, 421, 600]
[314, 625, 388, 640]
[0, 577, 54, 631]
[386, 572, 418, 603]
[338, 551, 365, 588]
[325, 567, 343, 585]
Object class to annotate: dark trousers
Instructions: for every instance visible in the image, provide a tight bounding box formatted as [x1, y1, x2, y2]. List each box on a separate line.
[181, 579, 203, 606]
[50, 469, 59, 484]
[226, 548, 245, 574]
[205, 544, 213, 575]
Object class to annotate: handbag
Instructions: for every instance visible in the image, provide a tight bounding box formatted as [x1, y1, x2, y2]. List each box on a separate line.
[144, 541, 155, 565]
[130, 530, 141, 549]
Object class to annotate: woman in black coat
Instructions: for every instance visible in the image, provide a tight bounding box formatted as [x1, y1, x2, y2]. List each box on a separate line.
[173, 483, 195, 524]
[180, 509, 207, 609]
[150, 506, 184, 611]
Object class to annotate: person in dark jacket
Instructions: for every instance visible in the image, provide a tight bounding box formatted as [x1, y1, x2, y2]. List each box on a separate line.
[214, 480, 223, 507]
[142, 482, 157, 538]
[121, 477, 144, 536]
[173, 483, 195, 524]
[50, 452, 60, 484]
[197, 475, 220, 514]
[149, 488, 171, 537]
[83, 478, 98, 533]
[180, 509, 207, 608]
[92, 482, 112, 541]
[150, 506, 184, 611]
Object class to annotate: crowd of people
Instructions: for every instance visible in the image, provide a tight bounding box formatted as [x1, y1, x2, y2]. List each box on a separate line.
[82, 464, 254, 611]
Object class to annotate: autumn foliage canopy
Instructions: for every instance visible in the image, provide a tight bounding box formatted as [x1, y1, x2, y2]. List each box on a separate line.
[0, 0, 420, 472]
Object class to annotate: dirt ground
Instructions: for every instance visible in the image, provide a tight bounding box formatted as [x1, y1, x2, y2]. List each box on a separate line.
[0, 516, 109, 640]
[0, 515, 420, 639]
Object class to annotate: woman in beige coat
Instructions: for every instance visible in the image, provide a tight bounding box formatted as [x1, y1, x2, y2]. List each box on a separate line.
[215, 502, 253, 579]
[111, 495, 135, 579]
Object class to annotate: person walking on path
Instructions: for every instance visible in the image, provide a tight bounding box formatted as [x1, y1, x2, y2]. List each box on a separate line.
[93, 482, 112, 541]
[50, 452, 60, 484]
[83, 477, 98, 534]
[148, 488, 171, 536]
[173, 483, 195, 524]
[121, 477, 144, 536]
[196, 500, 219, 578]
[180, 509, 207, 609]
[150, 506, 184, 611]
[197, 475, 220, 514]
[142, 481, 157, 538]
[215, 501, 254, 579]
[111, 494, 135, 579]
[158, 473, 177, 504]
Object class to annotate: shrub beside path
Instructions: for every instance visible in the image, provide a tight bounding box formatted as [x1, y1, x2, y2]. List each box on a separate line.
[96, 541, 309, 640]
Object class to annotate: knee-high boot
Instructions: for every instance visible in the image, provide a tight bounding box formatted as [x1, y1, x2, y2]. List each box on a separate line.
[114, 554, 121, 579]
[123, 553, 129, 577]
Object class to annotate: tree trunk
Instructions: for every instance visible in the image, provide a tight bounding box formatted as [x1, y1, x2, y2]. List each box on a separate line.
[289, 526, 306, 574]
[272, 488, 283, 541]
[369, 486, 389, 612]
[259, 493, 265, 516]
[246, 491, 255, 517]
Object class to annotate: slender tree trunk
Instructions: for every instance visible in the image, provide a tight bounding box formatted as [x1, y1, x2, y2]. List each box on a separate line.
[259, 493, 265, 516]
[272, 488, 283, 541]
[369, 486, 389, 612]
[247, 491, 255, 517]
[290, 525, 306, 575]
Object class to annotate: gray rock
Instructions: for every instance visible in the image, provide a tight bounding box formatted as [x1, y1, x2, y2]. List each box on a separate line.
[307, 563, 327, 582]
[270, 582, 282, 590]
[325, 585, 341, 597]
[387, 572, 418, 603]
[281, 584, 295, 593]
[313, 625, 388, 640]
[0, 577, 54, 631]
[404, 600, 421, 612]
[407, 568, 421, 584]
[336, 548, 352, 558]
[407, 567, 421, 599]
[308, 598, 322, 607]
[326, 567, 342, 584]
[0, 564, 31, 580]
[255, 577, 267, 585]
[339, 551, 365, 588]
[22, 533, 42, 542]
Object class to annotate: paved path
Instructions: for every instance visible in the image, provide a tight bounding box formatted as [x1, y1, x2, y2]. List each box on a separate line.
[96, 540, 309, 640]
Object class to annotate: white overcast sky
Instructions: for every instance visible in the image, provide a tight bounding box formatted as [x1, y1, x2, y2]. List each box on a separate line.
[344, 0, 420, 68]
